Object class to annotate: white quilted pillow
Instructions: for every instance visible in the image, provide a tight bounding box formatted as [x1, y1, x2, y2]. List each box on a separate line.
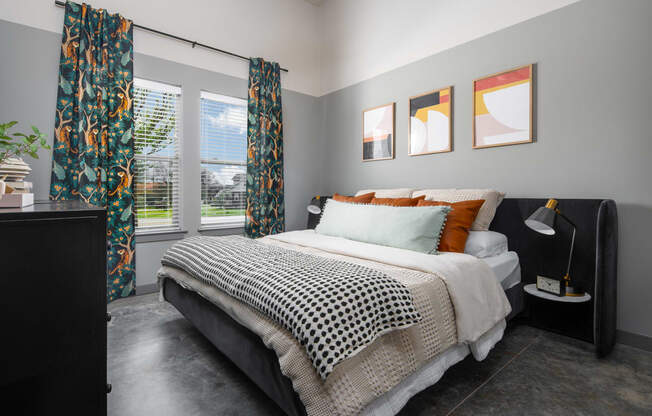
[464, 231, 509, 258]
[412, 189, 506, 231]
[355, 188, 414, 198]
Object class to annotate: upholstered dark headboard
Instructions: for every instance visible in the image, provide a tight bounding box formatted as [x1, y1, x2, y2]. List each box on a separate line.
[306, 196, 618, 356]
[490, 198, 617, 356]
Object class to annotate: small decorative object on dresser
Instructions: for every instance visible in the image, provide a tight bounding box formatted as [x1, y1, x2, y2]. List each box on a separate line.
[473, 64, 534, 149]
[409, 86, 452, 155]
[0, 157, 33, 204]
[0, 158, 35, 208]
[362, 103, 395, 161]
[0, 190, 34, 208]
[0, 121, 50, 208]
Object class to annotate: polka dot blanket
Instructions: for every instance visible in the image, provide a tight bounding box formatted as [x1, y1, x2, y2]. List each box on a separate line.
[162, 235, 422, 379]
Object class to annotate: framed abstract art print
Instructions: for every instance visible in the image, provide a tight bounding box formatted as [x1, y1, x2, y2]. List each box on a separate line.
[362, 103, 395, 161]
[409, 86, 452, 156]
[473, 64, 534, 149]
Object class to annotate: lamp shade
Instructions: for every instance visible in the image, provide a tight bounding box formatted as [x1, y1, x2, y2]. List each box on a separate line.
[525, 206, 557, 235]
[307, 196, 322, 215]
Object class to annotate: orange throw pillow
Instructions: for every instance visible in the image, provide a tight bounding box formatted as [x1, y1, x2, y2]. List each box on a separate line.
[332, 192, 375, 203]
[417, 199, 485, 252]
[371, 195, 426, 207]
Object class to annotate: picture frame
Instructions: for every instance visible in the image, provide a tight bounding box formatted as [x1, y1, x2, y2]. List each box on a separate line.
[472, 64, 534, 149]
[362, 102, 395, 162]
[408, 86, 453, 156]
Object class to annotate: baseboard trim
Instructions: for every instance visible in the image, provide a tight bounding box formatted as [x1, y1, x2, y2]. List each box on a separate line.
[135, 283, 158, 295]
[617, 330, 652, 352]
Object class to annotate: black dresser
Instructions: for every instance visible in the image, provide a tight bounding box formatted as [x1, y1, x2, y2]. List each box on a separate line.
[0, 200, 108, 415]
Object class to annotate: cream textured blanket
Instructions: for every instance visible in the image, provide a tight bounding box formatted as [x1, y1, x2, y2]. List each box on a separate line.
[158, 231, 510, 416]
[271, 231, 512, 347]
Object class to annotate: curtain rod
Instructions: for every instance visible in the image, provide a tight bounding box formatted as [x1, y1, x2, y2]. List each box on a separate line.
[53, 0, 289, 73]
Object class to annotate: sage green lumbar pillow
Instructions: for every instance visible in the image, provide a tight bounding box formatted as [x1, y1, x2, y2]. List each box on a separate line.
[315, 199, 451, 254]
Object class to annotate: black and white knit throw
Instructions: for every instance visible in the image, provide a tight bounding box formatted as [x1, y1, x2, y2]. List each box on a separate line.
[161, 235, 422, 379]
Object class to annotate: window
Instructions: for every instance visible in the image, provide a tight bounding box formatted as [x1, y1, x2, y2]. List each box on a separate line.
[200, 91, 247, 227]
[133, 78, 182, 232]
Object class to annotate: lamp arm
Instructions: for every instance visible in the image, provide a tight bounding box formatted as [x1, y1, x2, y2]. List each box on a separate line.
[565, 225, 576, 279]
[555, 209, 577, 228]
[556, 209, 577, 279]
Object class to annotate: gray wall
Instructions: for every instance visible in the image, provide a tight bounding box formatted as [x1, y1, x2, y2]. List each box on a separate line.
[0, 19, 326, 288]
[2, 0, 651, 341]
[319, 0, 652, 339]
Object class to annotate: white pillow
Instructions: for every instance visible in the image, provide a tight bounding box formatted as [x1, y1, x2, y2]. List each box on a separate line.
[412, 188, 505, 231]
[355, 188, 414, 198]
[464, 231, 508, 258]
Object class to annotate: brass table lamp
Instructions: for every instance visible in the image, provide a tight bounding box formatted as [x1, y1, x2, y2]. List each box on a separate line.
[525, 199, 583, 296]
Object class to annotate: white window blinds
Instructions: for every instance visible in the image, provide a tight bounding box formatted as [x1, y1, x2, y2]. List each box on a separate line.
[133, 78, 182, 232]
[200, 91, 248, 227]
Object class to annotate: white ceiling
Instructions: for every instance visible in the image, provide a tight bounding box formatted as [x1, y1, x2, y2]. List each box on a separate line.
[0, 0, 321, 95]
[316, 0, 580, 95]
[0, 0, 579, 96]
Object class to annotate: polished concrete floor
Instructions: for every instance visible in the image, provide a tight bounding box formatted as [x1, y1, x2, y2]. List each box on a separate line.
[108, 293, 652, 415]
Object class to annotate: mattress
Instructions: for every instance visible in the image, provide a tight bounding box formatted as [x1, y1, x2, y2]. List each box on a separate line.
[481, 251, 521, 290]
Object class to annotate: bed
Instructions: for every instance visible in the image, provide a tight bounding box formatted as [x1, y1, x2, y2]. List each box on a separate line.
[157, 195, 616, 416]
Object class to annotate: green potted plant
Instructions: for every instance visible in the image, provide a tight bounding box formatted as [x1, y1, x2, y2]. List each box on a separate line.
[0, 121, 50, 202]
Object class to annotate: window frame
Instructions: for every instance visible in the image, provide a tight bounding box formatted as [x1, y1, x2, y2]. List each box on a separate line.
[199, 90, 248, 230]
[133, 77, 184, 235]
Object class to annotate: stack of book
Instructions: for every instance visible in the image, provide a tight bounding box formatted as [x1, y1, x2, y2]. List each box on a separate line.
[5, 181, 33, 194]
[0, 192, 34, 208]
[0, 182, 34, 207]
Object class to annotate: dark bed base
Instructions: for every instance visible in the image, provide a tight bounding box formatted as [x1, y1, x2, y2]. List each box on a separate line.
[163, 279, 525, 416]
[505, 283, 524, 321]
[162, 278, 308, 416]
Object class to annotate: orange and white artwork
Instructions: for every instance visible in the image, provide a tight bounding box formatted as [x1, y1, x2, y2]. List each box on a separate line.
[473, 64, 533, 148]
[363, 103, 394, 161]
[409, 87, 452, 156]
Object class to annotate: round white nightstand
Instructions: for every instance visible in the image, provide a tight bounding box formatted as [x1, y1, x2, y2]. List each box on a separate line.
[523, 283, 591, 303]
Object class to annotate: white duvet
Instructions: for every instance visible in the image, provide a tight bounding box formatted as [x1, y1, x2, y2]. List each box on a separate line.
[266, 230, 512, 353]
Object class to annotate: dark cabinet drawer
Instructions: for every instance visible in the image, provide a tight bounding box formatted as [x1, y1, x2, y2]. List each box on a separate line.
[0, 201, 107, 415]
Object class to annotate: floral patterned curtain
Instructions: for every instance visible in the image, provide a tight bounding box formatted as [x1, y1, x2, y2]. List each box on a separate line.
[50, 1, 135, 302]
[245, 58, 284, 238]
